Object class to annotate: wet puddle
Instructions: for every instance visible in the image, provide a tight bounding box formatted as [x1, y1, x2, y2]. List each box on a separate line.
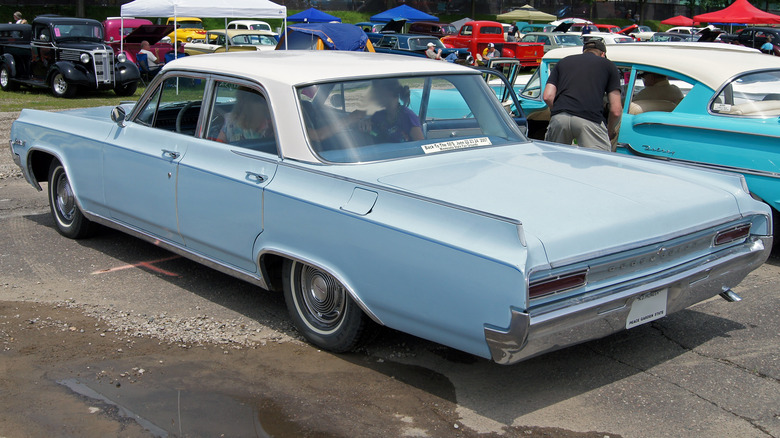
[57, 360, 329, 437]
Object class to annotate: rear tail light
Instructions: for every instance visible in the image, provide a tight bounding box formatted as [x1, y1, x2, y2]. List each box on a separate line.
[714, 224, 751, 246]
[529, 270, 587, 299]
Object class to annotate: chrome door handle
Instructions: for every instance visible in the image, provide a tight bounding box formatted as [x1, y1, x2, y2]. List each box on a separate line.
[246, 171, 266, 183]
[161, 149, 180, 159]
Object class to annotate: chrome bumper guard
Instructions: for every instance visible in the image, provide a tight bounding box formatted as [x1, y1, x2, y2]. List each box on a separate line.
[485, 235, 772, 365]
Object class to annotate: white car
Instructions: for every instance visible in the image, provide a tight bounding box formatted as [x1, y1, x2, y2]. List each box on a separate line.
[184, 29, 278, 55]
[583, 34, 634, 45]
[667, 26, 704, 35]
[227, 20, 276, 36]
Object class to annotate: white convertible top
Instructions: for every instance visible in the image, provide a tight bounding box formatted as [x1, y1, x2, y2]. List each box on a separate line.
[162, 50, 475, 86]
[545, 44, 780, 90]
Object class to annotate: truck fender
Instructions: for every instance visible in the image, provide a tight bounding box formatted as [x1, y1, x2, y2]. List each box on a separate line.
[1, 53, 16, 77]
[114, 60, 140, 84]
[501, 47, 515, 58]
[49, 62, 90, 85]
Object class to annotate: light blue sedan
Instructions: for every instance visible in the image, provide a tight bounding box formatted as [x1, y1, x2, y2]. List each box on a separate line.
[519, 44, 780, 237]
[9, 51, 773, 364]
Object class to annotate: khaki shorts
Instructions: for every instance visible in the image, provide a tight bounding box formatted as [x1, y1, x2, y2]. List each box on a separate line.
[545, 112, 612, 152]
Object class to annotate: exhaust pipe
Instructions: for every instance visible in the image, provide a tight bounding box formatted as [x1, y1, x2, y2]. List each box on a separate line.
[719, 289, 742, 302]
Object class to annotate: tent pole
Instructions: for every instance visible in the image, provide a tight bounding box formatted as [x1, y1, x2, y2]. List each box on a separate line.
[174, 12, 178, 60]
[120, 15, 124, 56]
[284, 17, 288, 49]
[225, 17, 228, 52]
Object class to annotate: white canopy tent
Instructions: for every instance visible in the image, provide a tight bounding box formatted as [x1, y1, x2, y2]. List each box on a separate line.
[120, 0, 287, 55]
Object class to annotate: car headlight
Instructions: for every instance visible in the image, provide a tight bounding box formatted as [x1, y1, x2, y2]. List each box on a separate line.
[116, 53, 127, 63]
[80, 53, 90, 64]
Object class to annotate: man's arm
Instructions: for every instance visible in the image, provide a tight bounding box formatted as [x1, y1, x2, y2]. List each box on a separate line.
[606, 89, 622, 139]
[542, 83, 557, 109]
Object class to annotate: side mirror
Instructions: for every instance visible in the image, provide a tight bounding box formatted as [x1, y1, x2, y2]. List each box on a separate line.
[111, 106, 126, 127]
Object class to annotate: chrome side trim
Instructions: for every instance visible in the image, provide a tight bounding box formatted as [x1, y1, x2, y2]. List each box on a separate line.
[632, 121, 780, 141]
[485, 235, 772, 365]
[82, 212, 270, 290]
[624, 144, 780, 180]
[258, 248, 384, 326]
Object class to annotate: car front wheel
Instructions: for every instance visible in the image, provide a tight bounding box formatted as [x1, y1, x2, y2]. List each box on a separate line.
[48, 161, 96, 239]
[0, 65, 19, 91]
[283, 259, 368, 352]
[114, 81, 138, 97]
[50, 72, 77, 98]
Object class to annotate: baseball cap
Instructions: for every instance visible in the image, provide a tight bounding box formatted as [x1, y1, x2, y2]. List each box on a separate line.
[583, 39, 607, 53]
[487, 42, 495, 48]
[427, 42, 435, 47]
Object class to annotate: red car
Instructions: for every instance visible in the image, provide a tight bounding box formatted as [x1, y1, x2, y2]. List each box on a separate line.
[103, 18, 175, 64]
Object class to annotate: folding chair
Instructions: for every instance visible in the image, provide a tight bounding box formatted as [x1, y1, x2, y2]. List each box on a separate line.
[136, 53, 160, 86]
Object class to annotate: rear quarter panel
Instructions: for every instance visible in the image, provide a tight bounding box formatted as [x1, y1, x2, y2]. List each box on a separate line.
[258, 163, 531, 359]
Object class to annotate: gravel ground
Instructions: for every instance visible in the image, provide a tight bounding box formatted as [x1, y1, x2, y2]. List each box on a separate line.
[1, 110, 297, 352]
[1, 112, 22, 180]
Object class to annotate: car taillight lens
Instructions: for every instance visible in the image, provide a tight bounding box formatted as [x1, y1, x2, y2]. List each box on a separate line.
[714, 224, 751, 246]
[529, 270, 587, 299]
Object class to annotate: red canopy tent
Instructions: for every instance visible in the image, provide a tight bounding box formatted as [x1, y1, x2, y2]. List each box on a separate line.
[693, 0, 780, 24]
[660, 15, 699, 26]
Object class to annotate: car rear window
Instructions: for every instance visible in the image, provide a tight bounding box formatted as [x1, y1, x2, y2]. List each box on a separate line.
[711, 70, 780, 118]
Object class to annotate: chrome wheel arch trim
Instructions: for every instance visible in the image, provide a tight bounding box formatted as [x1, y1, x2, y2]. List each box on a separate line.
[258, 248, 384, 326]
[82, 211, 270, 290]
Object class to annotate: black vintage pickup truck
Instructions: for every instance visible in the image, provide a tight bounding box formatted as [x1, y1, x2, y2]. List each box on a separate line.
[0, 16, 139, 98]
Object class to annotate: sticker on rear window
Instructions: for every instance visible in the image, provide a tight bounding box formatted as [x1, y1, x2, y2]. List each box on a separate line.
[712, 103, 731, 112]
[421, 137, 492, 154]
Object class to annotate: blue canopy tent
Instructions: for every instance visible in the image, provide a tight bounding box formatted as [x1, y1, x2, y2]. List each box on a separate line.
[370, 5, 438, 23]
[288, 8, 342, 23]
[277, 23, 372, 51]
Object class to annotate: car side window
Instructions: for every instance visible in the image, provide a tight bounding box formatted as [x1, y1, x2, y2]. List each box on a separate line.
[461, 25, 472, 36]
[133, 76, 207, 135]
[206, 81, 278, 155]
[711, 70, 780, 117]
[628, 70, 692, 115]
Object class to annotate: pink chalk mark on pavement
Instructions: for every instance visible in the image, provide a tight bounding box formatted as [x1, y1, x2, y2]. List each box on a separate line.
[91, 255, 181, 277]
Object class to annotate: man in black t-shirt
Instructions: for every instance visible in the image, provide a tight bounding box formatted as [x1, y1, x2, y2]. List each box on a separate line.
[542, 39, 622, 151]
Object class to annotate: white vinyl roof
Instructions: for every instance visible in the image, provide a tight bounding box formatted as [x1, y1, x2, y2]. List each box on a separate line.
[545, 43, 780, 90]
[162, 50, 476, 86]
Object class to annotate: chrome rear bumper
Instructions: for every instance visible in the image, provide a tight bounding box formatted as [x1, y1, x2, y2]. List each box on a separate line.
[484, 235, 772, 365]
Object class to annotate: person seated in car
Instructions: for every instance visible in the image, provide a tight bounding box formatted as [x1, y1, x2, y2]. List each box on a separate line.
[217, 87, 274, 144]
[634, 72, 684, 104]
[358, 79, 424, 143]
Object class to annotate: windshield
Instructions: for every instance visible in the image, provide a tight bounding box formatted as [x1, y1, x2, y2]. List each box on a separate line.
[410, 37, 443, 50]
[179, 22, 203, 29]
[250, 23, 271, 31]
[232, 34, 276, 46]
[443, 25, 457, 34]
[297, 74, 526, 163]
[711, 70, 780, 118]
[554, 34, 583, 46]
[53, 24, 102, 41]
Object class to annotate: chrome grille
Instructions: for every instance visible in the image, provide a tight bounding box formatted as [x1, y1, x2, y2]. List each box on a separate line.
[92, 50, 114, 84]
[59, 50, 81, 62]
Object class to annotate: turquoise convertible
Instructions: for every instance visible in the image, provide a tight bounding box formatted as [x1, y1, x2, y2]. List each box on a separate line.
[9, 51, 773, 364]
[519, 44, 780, 234]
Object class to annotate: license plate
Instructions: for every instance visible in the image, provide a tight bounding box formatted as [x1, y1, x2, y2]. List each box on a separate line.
[626, 289, 668, 329]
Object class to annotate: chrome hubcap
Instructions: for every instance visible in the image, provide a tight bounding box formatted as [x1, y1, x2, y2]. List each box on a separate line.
[299, 265, 345, 327]
[53, 75, 67, 94]
[55, 173, 76, 222]
[0, 69, 8, 87]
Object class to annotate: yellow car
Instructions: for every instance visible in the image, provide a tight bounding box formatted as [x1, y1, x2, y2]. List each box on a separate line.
[165, 17, 206, 44]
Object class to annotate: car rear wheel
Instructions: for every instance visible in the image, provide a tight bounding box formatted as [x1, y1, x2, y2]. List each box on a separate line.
[50, 72, 77, 98]
[0, 65, 19, 91]
[283, 259, 368, 352]
[47, 161, 96, 239]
